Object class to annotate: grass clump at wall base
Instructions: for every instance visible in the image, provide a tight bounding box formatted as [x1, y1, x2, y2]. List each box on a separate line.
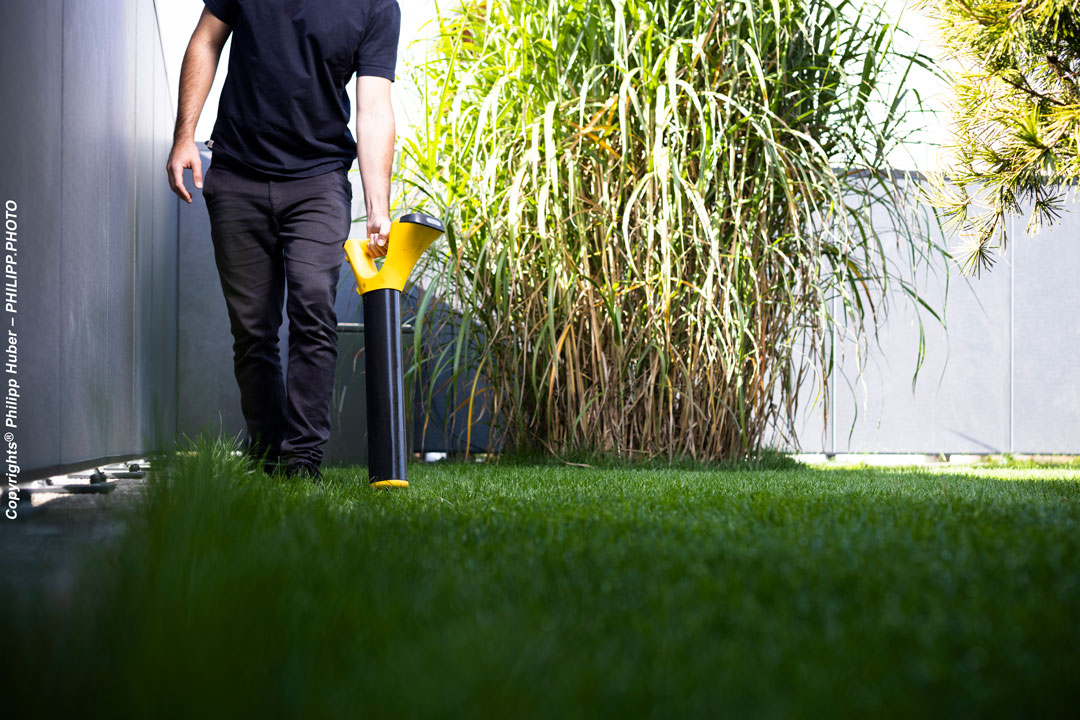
[405, 0, 943, 463]
[494, 445, 803, 471]
[4, 436, 1079, 717]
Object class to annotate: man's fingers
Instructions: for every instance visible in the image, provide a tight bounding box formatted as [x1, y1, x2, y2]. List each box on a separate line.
[364, 216, 391, 257]
[192, 160, 204, 190]
[170, 162, 193, 204]
[367, 234, 388, 257]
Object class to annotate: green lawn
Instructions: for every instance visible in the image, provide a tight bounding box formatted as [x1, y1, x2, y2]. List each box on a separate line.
[7, 438, 1079, 717]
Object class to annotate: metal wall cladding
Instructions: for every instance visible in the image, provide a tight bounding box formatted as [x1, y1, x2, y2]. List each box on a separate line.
[176, 150, 243, 445]
[789, 188, 1077, 455]
[827, 196, 1012, 455]
[0, 0, 178, 477]
[0, 0, 63, 472]
[182, 184, 1080, 458]
[1012, 208, 1080, 453]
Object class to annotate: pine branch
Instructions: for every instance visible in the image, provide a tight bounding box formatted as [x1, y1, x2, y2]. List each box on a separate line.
[1001, 73, 1066, 107]
[1045, 53, 1080, 100]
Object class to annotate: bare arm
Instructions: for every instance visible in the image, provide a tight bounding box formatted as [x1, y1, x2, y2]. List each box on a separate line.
[356, 76, 396, 256]
[167, 8, 232, 203]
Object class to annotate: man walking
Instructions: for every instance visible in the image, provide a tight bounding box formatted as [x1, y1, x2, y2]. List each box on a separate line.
[167, 0, 400, 481]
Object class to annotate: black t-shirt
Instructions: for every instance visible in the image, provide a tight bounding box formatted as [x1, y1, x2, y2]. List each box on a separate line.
[203, 0, 400, 179]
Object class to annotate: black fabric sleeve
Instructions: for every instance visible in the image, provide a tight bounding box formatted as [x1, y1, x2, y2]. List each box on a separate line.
[356, 0, 401, 81]
[203, 0, 238, 25]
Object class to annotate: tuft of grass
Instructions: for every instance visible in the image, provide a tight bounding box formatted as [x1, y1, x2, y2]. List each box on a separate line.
[984, 454, 1080, 470]
[494, 445, 804, 472]
[4, 434, 1078, 717]
[404, 0, 946, 462]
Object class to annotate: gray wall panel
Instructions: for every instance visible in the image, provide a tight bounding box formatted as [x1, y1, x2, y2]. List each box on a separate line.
[133, 0, 157, 451]
[831, 202, 1012, 454]
[1013, 212, 1080, 452]
[148, 26, 178, 450]
[106, 0, 138, 454]
[0, 0, 64, 472]
[176, 150, 246, 442]
[60, 0, 113, 463]
[781, 340, 832, 454]
[150, 4, 165, 444]
[1, 0, 179, 476]
[931, 268, 1013, 453]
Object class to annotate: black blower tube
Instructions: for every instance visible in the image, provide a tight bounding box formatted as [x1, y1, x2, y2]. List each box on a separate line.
[362, 288, 408, 484]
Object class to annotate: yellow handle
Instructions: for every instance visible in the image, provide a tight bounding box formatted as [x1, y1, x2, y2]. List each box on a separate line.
[344, 213, 445, 295]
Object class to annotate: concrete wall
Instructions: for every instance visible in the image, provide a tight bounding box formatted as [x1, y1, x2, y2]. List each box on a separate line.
[0, 0, 178, 478]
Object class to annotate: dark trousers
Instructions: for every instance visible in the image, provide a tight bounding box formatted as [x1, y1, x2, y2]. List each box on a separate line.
[202, 161, 352, 469]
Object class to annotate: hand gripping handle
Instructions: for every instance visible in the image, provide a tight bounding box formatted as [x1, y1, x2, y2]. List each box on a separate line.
[344, 213, 446, 296]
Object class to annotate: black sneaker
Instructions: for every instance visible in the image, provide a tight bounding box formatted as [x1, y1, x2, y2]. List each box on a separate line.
[285, 461, 323, 483]
[241, 457, 281, 477]
[244, 445, 281, 476]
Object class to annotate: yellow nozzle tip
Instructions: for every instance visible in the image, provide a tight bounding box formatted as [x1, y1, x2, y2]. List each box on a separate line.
[370, 479, 409, 489]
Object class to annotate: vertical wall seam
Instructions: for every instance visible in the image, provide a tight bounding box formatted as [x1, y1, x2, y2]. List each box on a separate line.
[830, 289, 837, 454]
[174, 194, 181, 441]
[1009, 213, 1015, 454]
[131, 0, 140, 454]
[57, 0, 65, 463]
[152, 0, 181, 440]
[152, 0, 177, 122]
[105, 0, 112, 458]
[151, 0, 158, 452]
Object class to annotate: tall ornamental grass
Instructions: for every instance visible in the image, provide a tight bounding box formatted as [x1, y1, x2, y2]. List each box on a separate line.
[403, 0, 942, 461]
